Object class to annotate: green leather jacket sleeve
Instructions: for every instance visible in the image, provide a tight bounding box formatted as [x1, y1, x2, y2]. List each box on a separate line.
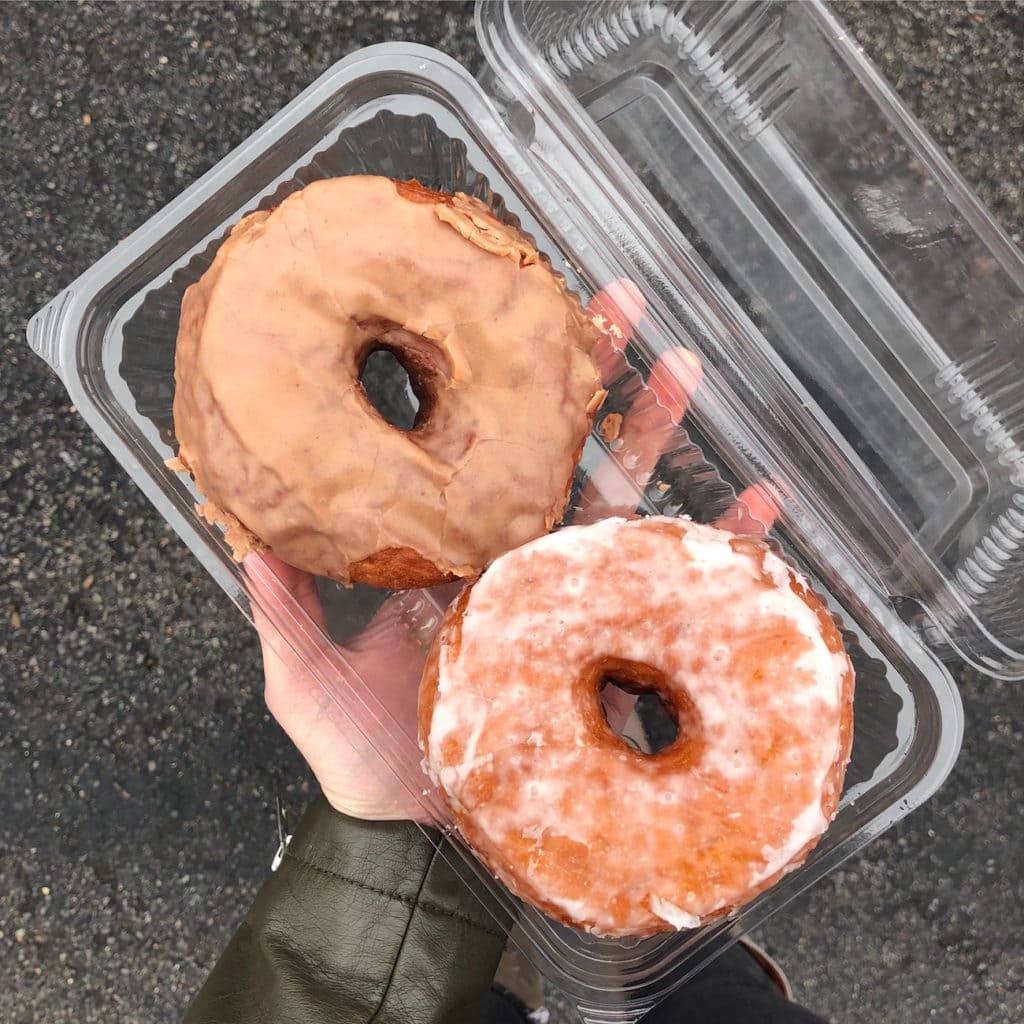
[185, 798, 512, 1024]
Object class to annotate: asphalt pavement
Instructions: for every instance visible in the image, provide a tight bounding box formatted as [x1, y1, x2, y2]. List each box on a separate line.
[2, 3, 1022, 1022]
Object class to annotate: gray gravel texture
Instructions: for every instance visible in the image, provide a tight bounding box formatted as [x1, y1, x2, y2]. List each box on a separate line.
[1, 2, 1022, 1022]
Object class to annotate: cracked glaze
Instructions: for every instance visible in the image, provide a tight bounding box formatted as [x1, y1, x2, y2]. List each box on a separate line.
[171, 176, 603, 584]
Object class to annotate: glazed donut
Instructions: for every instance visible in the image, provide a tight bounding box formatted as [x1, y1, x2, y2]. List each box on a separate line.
[171, 176, 603, 588]
[419, 516, 854, 937]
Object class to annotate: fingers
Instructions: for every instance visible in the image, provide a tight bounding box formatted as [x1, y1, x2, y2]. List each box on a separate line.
[648, 349, 703, 423]
[713, 481, 784, 537]
[584, 278, 786, 536]
[356, 579, 466, 654]
[243, 552, 333, 729]
[246, 551, 327, 633]
[578, 347, 704, 522]
[588, 279, 646, 384]
[244, 552, 441, 822]
[588, 278, 646, 330]
[581, 278, 710, 521]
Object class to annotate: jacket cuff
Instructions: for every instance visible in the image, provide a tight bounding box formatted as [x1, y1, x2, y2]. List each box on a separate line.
[286, 796, 512, 945]
[186, 798, 513, 1024]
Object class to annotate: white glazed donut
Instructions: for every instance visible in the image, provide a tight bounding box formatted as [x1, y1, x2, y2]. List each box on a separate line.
[418, 516, 855, 937]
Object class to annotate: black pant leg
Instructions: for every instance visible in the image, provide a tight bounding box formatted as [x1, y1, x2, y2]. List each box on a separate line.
[480, 945, 828, 1024]
[646, 945, 829, 1024]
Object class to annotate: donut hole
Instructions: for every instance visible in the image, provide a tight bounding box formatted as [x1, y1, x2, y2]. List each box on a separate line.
[600, 678, 679, 754]
[359, 348, 421, 431]
[356, 319, 450, 433]
[585, 657, 702, 759]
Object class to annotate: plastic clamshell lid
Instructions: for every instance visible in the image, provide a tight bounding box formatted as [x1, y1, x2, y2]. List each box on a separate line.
[476, 0, 1024, 680]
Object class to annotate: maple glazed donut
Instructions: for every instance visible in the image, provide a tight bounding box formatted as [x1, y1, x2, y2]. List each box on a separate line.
[419, 517, 855, 937]
[171, 175, 603, 588]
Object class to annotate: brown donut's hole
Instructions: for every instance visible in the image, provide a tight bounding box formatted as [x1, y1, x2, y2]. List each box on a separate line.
[359, 348, 421, 430]
[355, 319, 449, 433]
[580, 656, 704, 765]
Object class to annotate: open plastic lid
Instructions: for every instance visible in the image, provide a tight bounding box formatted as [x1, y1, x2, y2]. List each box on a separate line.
[476, 0, 1024, 680]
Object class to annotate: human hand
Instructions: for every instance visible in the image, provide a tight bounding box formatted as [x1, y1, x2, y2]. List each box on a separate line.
[247, 280, 780, 822]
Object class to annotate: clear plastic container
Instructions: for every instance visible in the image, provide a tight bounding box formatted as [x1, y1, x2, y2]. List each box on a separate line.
[29, 0, 1024, 1018]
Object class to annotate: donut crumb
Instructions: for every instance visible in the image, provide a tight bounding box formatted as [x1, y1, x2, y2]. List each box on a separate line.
[599, 413, 623, 443]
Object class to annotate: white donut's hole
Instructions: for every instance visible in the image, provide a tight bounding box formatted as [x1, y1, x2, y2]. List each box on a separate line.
[635, 692, 681, 753]
[599, 678, 679, 754]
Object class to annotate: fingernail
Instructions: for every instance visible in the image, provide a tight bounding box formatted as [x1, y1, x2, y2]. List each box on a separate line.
[590, 278, 648, 339]
[649, 349, 704, 422]
[735, 482, 784, 532]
